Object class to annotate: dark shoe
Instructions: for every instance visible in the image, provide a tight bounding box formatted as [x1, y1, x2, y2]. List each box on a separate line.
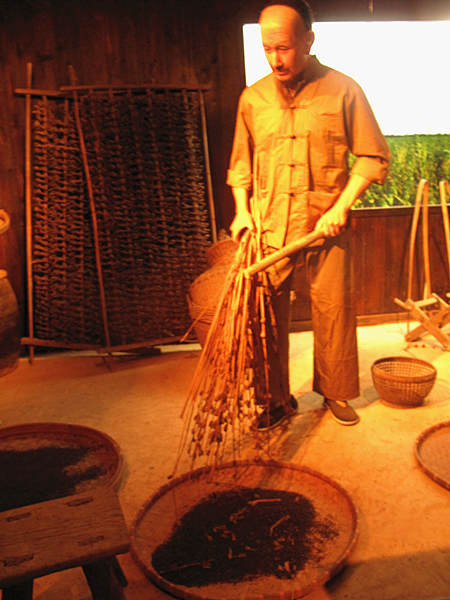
[324, 398, 360, 426]
[255, 395, 298, 431]
[289, 394, 298, 411]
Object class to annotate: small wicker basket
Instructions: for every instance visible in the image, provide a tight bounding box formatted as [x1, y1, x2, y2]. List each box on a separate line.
[371, 356, 437, 408]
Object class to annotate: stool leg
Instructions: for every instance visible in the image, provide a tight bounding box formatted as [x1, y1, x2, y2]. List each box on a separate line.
[82, 558, 126, 600]
[2, 580, 34, 600]
[110, 557, 128, 587]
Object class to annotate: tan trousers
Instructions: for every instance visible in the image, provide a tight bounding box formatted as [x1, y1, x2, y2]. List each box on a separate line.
[264, 229, 359, 406]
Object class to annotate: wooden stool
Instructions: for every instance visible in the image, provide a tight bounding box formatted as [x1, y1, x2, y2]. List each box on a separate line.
[0, 487, 130, 599]
[395, 294, 450, 350]
[394, 179, 450, 350]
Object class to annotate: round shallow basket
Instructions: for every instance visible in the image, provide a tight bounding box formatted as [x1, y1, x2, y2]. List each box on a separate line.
[186, 296, 215, 347]
[415, 421, 450, 490]
[0, 422, 123, 512]
[205, 239, 238, 267]
[131, 459, 358, 600]
[188, 263, 232, 347]
[371, 356, 437, 408]
[188, 264, 231, 309]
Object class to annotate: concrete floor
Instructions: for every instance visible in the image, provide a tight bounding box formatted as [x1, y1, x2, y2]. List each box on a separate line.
[1, 321, 449, 600]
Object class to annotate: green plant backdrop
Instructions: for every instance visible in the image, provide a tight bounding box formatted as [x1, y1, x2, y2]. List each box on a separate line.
[351, 134, 450, 208]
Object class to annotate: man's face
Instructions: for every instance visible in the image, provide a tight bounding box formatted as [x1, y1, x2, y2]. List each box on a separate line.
[259, 5, 314, 85]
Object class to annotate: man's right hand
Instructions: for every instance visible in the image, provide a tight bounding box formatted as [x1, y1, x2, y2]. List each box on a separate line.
[230, 210, 254, 242]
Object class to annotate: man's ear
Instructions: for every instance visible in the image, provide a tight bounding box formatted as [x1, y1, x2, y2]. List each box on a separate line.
[306, 29, 315, 53]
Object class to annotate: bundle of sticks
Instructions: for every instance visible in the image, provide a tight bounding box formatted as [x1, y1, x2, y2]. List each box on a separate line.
[174, 228, 322, 474]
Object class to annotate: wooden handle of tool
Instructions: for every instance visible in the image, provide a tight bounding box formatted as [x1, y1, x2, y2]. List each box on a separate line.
[407, 178, 427, 299]
[440, 180, 450, 277]
[244, 230, 324, 277]
[421, 180, 431, 298]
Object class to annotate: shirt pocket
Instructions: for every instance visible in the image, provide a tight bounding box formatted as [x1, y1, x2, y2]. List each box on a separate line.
[308, 104, 347, 183]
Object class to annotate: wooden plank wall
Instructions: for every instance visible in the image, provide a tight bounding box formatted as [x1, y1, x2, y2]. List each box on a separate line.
[0, 0, 448, 338]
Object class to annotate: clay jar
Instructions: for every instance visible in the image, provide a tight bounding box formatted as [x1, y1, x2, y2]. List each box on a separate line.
[0, 269, 20, 376]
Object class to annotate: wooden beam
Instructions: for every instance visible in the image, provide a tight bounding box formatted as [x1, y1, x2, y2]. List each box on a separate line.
[60, 83, 210, 92]
[15, 87, 64, 97]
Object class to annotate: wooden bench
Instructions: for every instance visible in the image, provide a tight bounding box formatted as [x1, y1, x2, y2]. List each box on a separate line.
[0, 487, 130, 599]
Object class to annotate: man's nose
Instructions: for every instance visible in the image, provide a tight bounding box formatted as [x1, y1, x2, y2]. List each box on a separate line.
[268, 51, 282, 68]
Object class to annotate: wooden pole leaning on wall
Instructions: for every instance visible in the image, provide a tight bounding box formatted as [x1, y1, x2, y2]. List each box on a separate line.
[421, 180, 431, 299]
[25, 62, 35, 363]
[440, 180, 450, 283]
[407, 178, 430, 301]
[199, 89, 217, 243]
[68, 65, 111, 351]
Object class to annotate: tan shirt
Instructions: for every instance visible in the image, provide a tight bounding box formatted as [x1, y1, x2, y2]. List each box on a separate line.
[227, 57, 390, 248]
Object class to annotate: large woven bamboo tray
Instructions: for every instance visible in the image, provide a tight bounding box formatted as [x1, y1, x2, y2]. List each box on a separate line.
[131, 459, 358, 600]
[0, 422, 122, 511]
[415, 421, 450, 490]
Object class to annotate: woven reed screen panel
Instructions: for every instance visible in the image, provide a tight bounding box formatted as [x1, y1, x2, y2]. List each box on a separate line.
[30, 88, 213, 350]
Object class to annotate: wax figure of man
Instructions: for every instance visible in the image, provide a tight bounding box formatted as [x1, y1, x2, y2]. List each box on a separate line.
[226, 0, 390, 426]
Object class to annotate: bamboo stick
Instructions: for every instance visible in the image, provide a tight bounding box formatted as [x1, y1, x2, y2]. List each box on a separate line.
[173, 230, 290, 476]
[421, 180, 431, 299]
[199, 89, 217, 243]
[244, 230, 323, 277]
[25, 62, 35, 364]
[21, 337, 100, 350]
[98, 336, 184, 354]
[68, 65, 111, 349]
[173, 239, 247, 475]
[179, 305, 209, 343]
[407, 178, 427, 300]
[20, 335, 187, 354]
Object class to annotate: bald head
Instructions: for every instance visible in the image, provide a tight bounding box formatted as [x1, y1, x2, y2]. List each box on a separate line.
[260, 0, 314, 29]
[260, 4, 305, 39]
[259, 4, 314, 86]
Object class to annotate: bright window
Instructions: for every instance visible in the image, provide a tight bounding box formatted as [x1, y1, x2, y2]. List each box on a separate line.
[243, 21, 450, 135]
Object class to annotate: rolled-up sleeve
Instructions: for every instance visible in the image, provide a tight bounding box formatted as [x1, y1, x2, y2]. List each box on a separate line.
[345, 84, 390, 185]
[226, 92, 253, 190]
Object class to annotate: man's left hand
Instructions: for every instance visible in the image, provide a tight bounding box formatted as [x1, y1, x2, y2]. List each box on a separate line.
[314, 173, 372, 236]
[314, 204, 349, 237]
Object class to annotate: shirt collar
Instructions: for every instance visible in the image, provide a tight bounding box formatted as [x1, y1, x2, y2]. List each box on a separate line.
[275, 55, 321, 101]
